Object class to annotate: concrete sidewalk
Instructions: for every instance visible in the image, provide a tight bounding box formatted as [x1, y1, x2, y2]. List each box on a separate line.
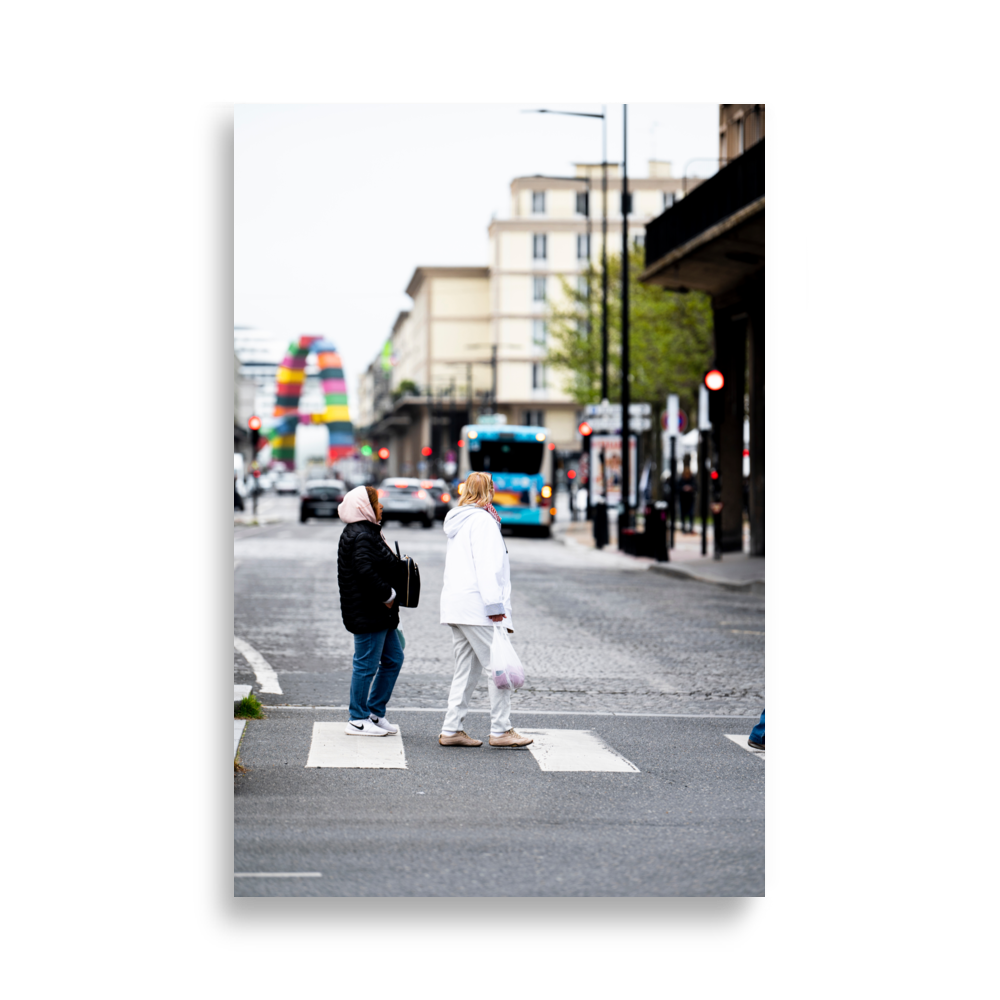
[554, 518, 764, 594]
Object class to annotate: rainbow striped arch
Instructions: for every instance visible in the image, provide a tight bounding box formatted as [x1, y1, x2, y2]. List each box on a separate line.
[266, 336, 354, 470]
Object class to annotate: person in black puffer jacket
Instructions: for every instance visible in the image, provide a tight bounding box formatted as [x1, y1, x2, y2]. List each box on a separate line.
[336, 485, 404, 737]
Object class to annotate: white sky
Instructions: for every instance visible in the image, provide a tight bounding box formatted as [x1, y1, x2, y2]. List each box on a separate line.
[235, 103, 719, 420]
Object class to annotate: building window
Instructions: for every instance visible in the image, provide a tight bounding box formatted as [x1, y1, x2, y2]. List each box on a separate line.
[523, 409, 544, 426]
[633, 232, 645, 248]
[533, 275, 546, 302]
[621, 191, 632, 216]
[532, 191, 545, 214]
[738, 119, 745, 155]
[532, 319, 547, 346]
[532, 234, 547, 260]
[576, 191, 589, 215]
[532, 363, 546, 389]
[576, 233, 590, 260]
[662, 191, 674, 210]
[576, 274, 589, 298]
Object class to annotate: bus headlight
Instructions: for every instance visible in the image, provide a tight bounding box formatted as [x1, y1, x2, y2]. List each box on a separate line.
[541, 485, 552, 499]
[535, 432, 545, 441]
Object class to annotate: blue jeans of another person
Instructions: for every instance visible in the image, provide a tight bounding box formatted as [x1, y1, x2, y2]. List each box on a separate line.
[749, 710, 765, 745]
[349, 629, 404, 722]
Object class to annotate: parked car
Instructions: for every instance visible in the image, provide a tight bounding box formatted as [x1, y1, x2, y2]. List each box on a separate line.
[300, 479, 347, 522]
[275, 472, 300, 495]
[421, 479, 454, 520]
[377, 478, 436, 528]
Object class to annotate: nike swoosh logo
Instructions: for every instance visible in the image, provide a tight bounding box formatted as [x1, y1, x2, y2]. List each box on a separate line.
[350, 722, 363, 729]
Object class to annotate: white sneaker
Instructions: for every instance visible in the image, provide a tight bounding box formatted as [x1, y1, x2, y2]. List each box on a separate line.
[344, 719, 389, 737]
[369, 715, 399, 734]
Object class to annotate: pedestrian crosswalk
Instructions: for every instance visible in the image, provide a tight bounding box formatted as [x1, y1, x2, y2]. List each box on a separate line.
[518, 729, 640, 772]
[305, 722, 408, 768]
[299, 724, 638, 772]
[724, 733, 765, 760]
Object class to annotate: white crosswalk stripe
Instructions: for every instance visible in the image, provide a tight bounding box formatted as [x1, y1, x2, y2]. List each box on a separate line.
[724, 734, 765, 760]
[305, 722, 407, 768]
[518, 729, 640, 772]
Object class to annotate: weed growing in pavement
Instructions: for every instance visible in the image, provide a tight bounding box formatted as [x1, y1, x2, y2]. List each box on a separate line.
[235, 693, 265, 719]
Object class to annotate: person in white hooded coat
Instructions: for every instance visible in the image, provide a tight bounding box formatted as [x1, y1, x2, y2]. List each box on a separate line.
[437, 471, 533, 748]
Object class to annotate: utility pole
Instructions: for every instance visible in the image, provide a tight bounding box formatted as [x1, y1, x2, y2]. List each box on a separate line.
[620, 103, 631, 541]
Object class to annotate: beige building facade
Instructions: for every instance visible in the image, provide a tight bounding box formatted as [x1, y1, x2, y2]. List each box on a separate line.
[359, 162, 703, 479]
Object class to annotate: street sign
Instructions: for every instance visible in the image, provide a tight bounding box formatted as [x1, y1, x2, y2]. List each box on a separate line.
[584, 401, 651, 417]
[660, 409, 688, 433]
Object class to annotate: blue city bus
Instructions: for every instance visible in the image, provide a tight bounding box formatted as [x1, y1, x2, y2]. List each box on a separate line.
[457, 423, 555, 537]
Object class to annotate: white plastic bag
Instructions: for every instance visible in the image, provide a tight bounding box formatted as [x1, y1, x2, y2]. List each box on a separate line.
[489, 625, 525, 690]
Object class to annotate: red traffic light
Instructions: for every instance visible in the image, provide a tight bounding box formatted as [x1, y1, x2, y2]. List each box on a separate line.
[704, 370, 724, 391]
[377, 447, 390, 460]
[567, 469, 577, 480]
[248, 415, 262, 431]
[578, 421, 593, 437]
[710, 469, 719, 480]
[421, 446, 432, 457]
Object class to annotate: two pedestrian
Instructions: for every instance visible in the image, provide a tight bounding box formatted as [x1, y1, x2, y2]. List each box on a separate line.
[336, 485, 404, 737]
[437, 471, 532, 749]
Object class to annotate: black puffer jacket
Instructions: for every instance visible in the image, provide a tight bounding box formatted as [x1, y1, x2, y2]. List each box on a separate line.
[337, 521, 401, 634]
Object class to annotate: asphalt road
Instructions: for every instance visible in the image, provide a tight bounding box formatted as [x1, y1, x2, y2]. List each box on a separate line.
[234, 500, 764, 896]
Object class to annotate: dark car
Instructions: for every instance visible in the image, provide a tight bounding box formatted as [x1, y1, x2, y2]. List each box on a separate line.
[300, 479, 347, 522]
[421, 479, 454, 520]
[378, 478, 436, 528]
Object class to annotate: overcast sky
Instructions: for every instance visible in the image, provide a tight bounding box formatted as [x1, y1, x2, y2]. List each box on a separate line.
[235, 103, 719, 418]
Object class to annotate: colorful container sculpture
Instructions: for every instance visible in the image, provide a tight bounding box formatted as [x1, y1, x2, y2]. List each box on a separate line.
[265, 336, 354, 469]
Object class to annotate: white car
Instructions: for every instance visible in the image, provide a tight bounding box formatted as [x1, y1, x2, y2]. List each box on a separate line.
[275, 472, 300, 495]
[377, 478, 436, 528]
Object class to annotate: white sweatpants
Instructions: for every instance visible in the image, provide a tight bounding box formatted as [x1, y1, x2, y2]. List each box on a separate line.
[441, 623, 511, 736]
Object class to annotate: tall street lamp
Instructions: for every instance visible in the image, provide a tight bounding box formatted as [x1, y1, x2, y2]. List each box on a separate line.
[621, 103, 631, 535]
[523, 107, 609, 399]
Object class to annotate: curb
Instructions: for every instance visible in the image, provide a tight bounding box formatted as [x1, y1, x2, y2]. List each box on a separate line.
[648, 562, 764, 594]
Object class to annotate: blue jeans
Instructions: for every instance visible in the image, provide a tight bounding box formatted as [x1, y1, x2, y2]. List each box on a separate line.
[349, 629, 404, 721]
[749, 710, 765, 745]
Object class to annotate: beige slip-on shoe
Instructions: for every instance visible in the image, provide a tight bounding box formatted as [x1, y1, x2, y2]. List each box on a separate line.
[488, 729, 534, 748]
[438, 730, 483, 747]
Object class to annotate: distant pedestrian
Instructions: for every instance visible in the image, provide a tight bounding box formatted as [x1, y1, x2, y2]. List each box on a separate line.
[576, 485, 588, 521]
[437, 471, 533, 749]
[679, 455, 696, 533]
[336, 485, 404, 737]
[748, 709, 764, 750]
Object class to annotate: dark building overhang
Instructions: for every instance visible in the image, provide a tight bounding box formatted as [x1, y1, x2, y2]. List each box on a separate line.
[640, 139, 763, 298]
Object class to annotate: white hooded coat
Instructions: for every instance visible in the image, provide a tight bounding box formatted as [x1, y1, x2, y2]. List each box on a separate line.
[439, 504, 513, 630]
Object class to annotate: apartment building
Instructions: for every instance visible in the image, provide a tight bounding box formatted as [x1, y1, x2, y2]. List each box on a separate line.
[359, 162, 702, 478]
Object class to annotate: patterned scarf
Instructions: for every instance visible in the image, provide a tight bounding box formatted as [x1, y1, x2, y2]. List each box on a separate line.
[484, 501, 502, 525]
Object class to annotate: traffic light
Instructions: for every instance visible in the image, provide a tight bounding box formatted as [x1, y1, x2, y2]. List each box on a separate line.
[421, 446, 432, 457]
[578, 421, 593, 437]
[360, 445, 373, 457]
[377, 447, 390, 461]
[248, 415, 261, 453]
[703, 370, 725, 428]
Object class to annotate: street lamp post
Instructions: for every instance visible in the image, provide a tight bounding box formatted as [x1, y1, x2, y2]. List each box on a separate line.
[620, 103, 631, 541]
[523, 107, 608, 398]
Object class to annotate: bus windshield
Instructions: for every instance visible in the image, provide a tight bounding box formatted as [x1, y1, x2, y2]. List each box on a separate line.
[469, 439, 544, 474]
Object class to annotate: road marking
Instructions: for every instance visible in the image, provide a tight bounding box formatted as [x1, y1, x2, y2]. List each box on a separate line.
[261, 705, 760, 719]
[305, 722, 407, 768]
[724, 734, 765, 760]
[234, 872, 322, 878]
[234, 719, 246, 757]
[517, 729, 640, 772]
[233, 636, 282, 694]
[234, 684, 252, 702]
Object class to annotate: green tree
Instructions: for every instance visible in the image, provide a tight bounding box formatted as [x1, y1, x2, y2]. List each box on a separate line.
[546, 244, 714, 499]
[546, 244, 714, 424]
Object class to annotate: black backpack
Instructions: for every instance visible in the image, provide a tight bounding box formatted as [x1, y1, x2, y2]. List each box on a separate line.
[393, 541, 421, 608]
